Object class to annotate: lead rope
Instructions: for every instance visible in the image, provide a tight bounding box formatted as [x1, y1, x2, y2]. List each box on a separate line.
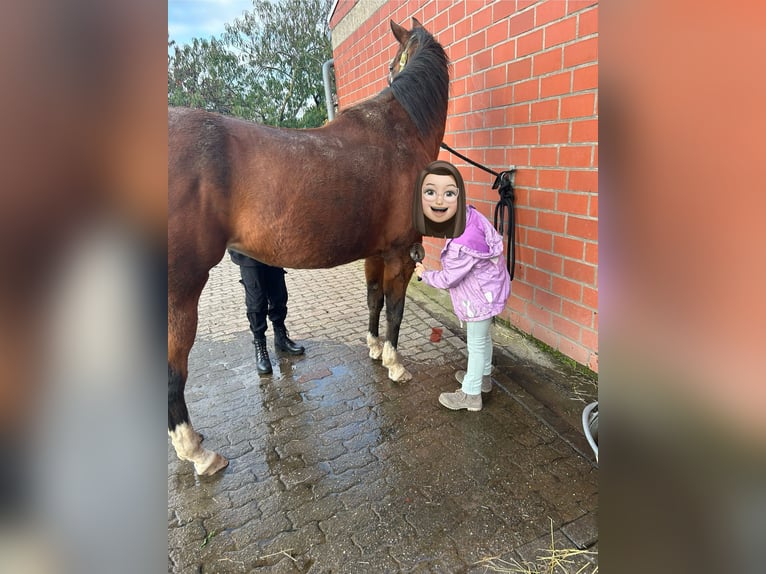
[439, 142, 516, 280]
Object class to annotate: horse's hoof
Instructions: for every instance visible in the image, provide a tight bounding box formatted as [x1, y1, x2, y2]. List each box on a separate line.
[195, 452, 229, 476]
[388, 364, 412, 383]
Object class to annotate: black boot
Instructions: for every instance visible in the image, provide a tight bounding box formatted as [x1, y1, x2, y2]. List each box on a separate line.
[253, 338, 272, 374]
[274, 326, 305, 355]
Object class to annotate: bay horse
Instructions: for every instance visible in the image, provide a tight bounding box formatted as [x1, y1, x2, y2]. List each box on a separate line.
[168, 17, 449, 475]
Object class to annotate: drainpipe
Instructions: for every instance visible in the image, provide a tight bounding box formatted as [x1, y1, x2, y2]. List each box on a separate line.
[322, 58, 335, 121]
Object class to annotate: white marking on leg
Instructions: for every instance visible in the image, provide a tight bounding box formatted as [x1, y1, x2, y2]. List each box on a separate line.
[367, 332, 383, 360]
[169, 423, 228, 475]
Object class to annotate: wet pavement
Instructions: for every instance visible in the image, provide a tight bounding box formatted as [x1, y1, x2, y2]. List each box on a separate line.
[168, 259, 598, 573]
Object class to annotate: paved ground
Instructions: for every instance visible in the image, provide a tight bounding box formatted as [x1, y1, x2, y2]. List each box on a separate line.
[168, 258, 598, 573]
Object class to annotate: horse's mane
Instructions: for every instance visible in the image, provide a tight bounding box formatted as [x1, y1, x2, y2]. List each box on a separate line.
[388, 27, 449, 138]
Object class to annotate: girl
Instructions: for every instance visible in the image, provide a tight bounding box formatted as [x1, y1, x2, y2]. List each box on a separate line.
[413, 161, 511, 411]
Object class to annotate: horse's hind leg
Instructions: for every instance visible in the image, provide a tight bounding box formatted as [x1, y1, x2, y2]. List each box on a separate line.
[365, 256, 385, 360]
[168, 286, 228, 475]
[381, 254, 414, 382]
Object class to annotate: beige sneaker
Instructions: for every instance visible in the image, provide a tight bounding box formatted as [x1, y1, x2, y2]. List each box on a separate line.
[454, 370, 492, 393]
[438, 389, 482, 411]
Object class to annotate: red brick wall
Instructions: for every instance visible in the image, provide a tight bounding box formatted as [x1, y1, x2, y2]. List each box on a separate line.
[330, 0, 598, 372]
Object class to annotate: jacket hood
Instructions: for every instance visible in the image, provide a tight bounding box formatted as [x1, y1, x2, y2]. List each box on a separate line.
[450, 206, 504, 259]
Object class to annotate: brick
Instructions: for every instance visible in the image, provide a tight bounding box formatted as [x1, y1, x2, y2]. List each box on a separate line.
[563, 300, 595, 328]
[493, 38, 516, 64]
[564, 259, 596, 284]
[564, 37, 598, 67]
[472, 5, 494, 31]
[449, 37, 468, 60]
[510, 279, 533, 302]
[490, 85, 514, 109]
[449, 1, 466, 25]
[533, 48, 563, 76]
[582, 286, 598, 309]
[544, 16, 578, 49]
[589, 193, 598, 217]
[566, 216, 598, 240]
[578, 7, 599, 37]
[525, 266, 552, 290]
[552, 276, 583, 302]
[571, 119, 598, 142]
[585, 241, 598, 264]
[514, 125, 539, 145]
[484, 108, 506, 128]
[527, 229, 553, 251]
[552, 314, 581, 341]
[561, 93, 595, 118]
[509, 9, 535, 36]
[473, 129, 491, 147]
[472, 49, 493, 71]
[468, 32, 487, 54]
[453, 58, 471, 79]
[531, 99, 560, 122]
[509, 146, 530, 166]
[513, 78, 539, 102]
[493, 0, 517, 21]
[487, 20, 510, 47]
[558, 338, 589, 366]
[530, 146, 558, 167]
[491, 126, 513, 146]
[515, 169, 537, 188]
[540, 122, 570, 144]
[535, 0, 568, 27]
[529, 189, 555, 210]
[557, 192, 589, 215]
[568, 169, 598, 192]
[531, 322, 558, 346]
[538, 211, 565, 233]
[581, 328, 598, 355]
[485, 66, 507, 88]
[517, 29, 543, 57]
[507, 57, 532, 82]
[451, 94, 471, 115]
[484, 147, 506, 168]
[538, 168, 567, 190]
[559, 145, 593, 167]
[540, 71, 572, 97]
[471, 90, 491, 110]
[508, 103, 531, 124]
[535, 252, 563, 275]
[567, 0, 599, 14]
[534, 287, 562, 312]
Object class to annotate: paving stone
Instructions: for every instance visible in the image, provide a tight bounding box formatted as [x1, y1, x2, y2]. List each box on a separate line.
[168, 260, 598, 572]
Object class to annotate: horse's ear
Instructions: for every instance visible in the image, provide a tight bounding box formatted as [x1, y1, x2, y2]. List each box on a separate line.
[411, 17, 423, 29]
[390, 20, 409, 44]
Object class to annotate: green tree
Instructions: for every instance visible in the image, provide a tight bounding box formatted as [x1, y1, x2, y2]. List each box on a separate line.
[168, 0, 333, 128]
[168, 37, 247, 116]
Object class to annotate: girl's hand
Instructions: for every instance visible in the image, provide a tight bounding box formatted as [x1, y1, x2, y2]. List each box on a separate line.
[414, 262, 425, 278]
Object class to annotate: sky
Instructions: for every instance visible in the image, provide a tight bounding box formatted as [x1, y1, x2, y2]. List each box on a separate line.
[168, 0, 254, 47]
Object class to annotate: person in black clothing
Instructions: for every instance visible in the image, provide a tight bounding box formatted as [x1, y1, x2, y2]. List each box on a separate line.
[228, 250, 305, 374]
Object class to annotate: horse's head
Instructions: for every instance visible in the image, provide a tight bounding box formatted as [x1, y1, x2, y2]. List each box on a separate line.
[388, 17, 423, 85]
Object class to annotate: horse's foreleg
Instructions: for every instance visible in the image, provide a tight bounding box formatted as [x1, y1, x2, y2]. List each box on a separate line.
[381, 255, 414, 382]
[364, 256, 385, 360]
[168, 291, 228, 476]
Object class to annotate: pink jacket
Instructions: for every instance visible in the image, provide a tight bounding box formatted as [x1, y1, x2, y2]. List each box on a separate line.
[421, 206, 511, 322]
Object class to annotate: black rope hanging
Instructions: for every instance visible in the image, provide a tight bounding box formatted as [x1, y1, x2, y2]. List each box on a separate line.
[440, 142, 516, 280]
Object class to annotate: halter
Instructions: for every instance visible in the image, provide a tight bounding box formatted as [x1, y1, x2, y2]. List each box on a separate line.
[390, 34, 417, 82]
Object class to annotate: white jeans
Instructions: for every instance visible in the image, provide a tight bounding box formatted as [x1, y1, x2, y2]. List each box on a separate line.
[461, 318, 493, 395]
